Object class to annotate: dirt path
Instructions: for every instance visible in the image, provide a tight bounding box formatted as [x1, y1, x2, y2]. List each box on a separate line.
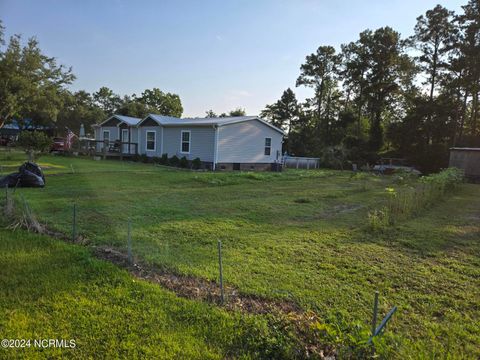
[94, 245, 303, 314]
[93, 245, 337, 358]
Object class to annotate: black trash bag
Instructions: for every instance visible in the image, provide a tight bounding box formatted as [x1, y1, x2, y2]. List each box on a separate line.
[19, 162, 45, 184]
[0, 173, 21, 188]
[0, 162, 45, 188]
[18, 169, 45, 188]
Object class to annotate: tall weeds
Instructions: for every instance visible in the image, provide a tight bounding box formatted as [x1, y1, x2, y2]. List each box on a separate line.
[368, 168, 464, 231]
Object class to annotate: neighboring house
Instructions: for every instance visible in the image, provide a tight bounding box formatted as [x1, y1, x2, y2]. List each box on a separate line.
[1, 119, 54, 144]
[449, 147, 480, 182]
[93, 115, 141, 154]
[94, 114, 284, 170]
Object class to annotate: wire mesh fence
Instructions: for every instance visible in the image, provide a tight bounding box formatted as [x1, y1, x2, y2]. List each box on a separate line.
[2, 188, 397, 346]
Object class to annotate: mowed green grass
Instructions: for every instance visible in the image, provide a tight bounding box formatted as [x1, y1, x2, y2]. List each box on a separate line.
[0, 229, 302, 359]
[2, 150, 480, 358]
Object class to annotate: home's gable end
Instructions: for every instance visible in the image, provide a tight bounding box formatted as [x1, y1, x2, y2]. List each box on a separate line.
[98, 115, 141, 128]
[138, 116, 161, 127]
[216, 118, 283, 164]
[218, 117, 284, 135]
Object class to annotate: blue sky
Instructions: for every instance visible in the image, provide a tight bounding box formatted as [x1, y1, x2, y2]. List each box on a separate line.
[1, 0, 466, 117]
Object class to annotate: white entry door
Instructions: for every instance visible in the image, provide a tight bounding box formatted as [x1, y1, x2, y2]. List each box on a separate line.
[121, 129, 129, 153]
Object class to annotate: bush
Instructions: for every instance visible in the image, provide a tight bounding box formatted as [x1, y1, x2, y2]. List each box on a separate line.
[160, 153, 169, 165]
[320, 146, 348, 170]
[17, 131, 52, 161]
[169, 155, 180, 167]
[140, 154, 149, 163]
[131, 154, 141, 162]
[192, 157, 202, 170]
[179, 156, 189, 168]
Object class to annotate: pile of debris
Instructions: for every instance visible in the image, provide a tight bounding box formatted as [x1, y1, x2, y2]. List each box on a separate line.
[0, 162, 46, 188]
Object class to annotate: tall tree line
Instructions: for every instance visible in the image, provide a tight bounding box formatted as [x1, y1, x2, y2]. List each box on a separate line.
[262, 1, 480, 172]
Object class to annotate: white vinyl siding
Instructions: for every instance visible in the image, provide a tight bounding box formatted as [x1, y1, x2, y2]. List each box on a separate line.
[146, 131, 156, 151]
[163, 127, 215, 161]
[217, 120, 282, 163]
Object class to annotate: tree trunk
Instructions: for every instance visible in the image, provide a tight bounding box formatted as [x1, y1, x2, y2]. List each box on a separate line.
[472, 88, 479, 136]
[425, 40, 440, 147]
[356, 72, 365, 136]
[317, 80, 325, 118]
[458, 90, 469, 145]
[429, 42, 439, 103]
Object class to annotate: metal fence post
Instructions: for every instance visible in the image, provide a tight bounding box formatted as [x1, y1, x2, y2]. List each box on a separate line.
[218, 240, 224, 304]
[371, 291, 379, 336]
[127, 218, 133, 264]
[72, 203, 77, 242]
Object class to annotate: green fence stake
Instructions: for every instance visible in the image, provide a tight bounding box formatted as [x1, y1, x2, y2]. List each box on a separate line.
[371, 291, 379, 336]
[218, 240, 224, 304]
[127, 218, 132, 264]
[72, 203, 77, 242]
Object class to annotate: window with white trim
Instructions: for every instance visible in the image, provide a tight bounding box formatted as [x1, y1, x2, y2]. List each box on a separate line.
[264, 137, 271, 156]
[103, 130, 110, 143]
[146, 131, 156, 151]
[181, 131, 190, 153]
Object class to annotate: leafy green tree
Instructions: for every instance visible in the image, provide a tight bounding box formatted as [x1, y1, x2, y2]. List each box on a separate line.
[227, 108, 246, 117]
[57, 90, 105, 135]
[17, 131, 52, 161]
[411, 5, 455, 102]
[456, 0, 480, 137]
[211, 108, 248, 117]
[205, 110, 218, 118]
[358, 27, 413, 150]
[260, 88, 299, 133]
[139, 88, 183, 117]
[296, 46, 341, 118]
[116, 97, 150, 118]
[0, 21, 75, 128]
[340, 41, 370, 134]
[93, 87, 122, 116]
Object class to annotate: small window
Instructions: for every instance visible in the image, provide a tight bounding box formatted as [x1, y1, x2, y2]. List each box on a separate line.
[181, 131, 190, 153]
[103, 130, 110, 143]
[264, 137, 272, 156]
[146, 131, 156, 151]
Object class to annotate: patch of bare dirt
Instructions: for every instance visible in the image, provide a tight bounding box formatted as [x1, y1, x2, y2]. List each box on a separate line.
[94, 245, 302, 315]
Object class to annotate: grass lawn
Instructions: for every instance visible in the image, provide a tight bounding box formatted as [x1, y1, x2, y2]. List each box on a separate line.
[0, 228, 306, 359]
[1, 149, 479, 358]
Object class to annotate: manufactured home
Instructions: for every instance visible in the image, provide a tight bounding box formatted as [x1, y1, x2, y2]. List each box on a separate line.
[94, 114, 284, 170]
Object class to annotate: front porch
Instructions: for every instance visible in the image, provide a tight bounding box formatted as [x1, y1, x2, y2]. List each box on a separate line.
[77, 139, 139, 159]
